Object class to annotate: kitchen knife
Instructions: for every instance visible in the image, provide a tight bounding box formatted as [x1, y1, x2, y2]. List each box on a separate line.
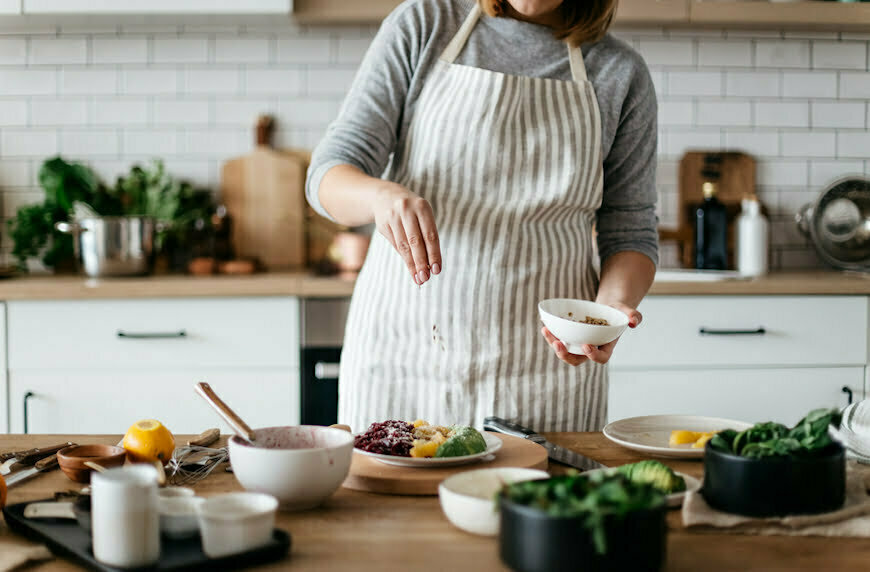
[0, 442, 73, 476]
[4, 454, 60, 487]
[483, 416, 606, 471]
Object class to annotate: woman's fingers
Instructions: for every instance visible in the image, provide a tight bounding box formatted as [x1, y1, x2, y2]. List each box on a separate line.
[417, 201, 442, 277]
[541, 327, 588, 367]
[400, 204, 431, 284]
[386, 215, 420, 283]
[604, 301, 643, 328]
[581, 340, 617, 364]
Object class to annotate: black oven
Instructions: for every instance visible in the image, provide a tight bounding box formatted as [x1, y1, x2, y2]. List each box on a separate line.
[300, 298, 349, 426]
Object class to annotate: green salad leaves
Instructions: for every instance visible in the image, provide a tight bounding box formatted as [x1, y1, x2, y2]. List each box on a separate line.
[709, 408, 842, 459]
[501, 471, 664, 555]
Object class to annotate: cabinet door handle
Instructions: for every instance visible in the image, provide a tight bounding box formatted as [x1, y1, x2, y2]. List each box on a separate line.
[314, 362, 341, 380]
[23, 391, 35, 434]
[843, 386, 854, 406]
[699, 327, 766, 336]
[117, 330, 187, 339]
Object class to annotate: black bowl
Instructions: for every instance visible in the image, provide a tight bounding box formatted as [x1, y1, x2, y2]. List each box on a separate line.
[498, 497, 666, 572]
[702, 441, 845, 517]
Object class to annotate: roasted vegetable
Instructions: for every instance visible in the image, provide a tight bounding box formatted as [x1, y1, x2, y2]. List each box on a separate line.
[434, 426, 487, 458]
[615, 460, 686, 494]
[709, 408, 842, 459]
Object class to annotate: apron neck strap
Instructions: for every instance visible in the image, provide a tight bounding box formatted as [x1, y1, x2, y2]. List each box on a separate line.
[440, 4, 589, 83]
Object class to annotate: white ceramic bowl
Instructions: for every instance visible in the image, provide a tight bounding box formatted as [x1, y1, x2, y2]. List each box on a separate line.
[197, 492, 278, 558]
[159, 496, 204, 539]
[158, 487, 195, 499]
[538, 298, 629, 353]
[228, 426, 354, 511]
[438, 467, 550, 536]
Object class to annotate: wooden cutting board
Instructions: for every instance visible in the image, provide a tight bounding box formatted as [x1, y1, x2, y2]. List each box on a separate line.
[221, 116, 310, 270]
[342, 433, 549, 496]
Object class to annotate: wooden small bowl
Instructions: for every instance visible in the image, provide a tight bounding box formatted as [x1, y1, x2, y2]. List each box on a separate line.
[57, 444, 127, 483]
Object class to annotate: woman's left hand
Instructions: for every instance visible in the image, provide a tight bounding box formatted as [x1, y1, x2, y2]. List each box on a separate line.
[540, 302, 642, 366]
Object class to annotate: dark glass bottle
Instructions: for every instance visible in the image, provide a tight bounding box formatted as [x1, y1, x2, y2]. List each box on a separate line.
[695, 182, 728, 270]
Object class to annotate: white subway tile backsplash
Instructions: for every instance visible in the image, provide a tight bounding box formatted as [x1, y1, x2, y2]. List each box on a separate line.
[91, 99, 149, 126]
[665, 129, 722, 157]
[213, 99, 276, 126]
[755, 101, 809, 128]
[840, 72, 870, 100]
[836, 132, 870, 159]
[725, 71, 779, 97]
[276, 98, 340, 128]
[812, 41, 866, 70]
[697, 101, 752, 127]
[62, 69, 116, 95]
[657, 100, 693, 126]
[153, 100, 210, 125]
[636, 39, 694, 66]
[0, 101, 27, 126]
[183, 130, 245, 156]
[245, 68, 303, 95]
[724, 130, 779, 158]
[3, 191, 45, 216]
[215, 37, 270, 64]
[123, 69, 177, 95]
[277, 37, 331, 64]
[60, 129, 119, 156]
[782, 71, 837, 98]
[184, 69, 241, 95]
[755, 40, 810, 68]
[123, 130, 178, 155]
[0, 161, 33, 187]
[30, 99, 88, 126]
[809, 160, 864, 188]
[0, 38, 26, 64]
[153, 37, 209, 64]
[668, 72, 722, 96]
[335, 37, 374, 65]
[1, 130, 58, 157]
[811, 102, 865, 129]
[757, 159, 809, 187]
[30, 38, 87, 65]
[92, 37, 148, 64]
[306, 68, 358, 97]
[0, 70, 55, 96]
[698, 40, 752, 67]
[781, 132, 836, 158]
[161, 159, 210, 186]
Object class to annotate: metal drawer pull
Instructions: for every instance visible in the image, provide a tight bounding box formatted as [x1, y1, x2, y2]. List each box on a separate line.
[314, 362, 341, 380]
[117, 330, 187, 339]
[698, 327, 766, 336]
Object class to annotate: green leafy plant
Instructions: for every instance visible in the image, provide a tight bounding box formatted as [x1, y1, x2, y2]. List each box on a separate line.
[8, 157, 215, 271]
[709, 408, 842, 459]
[501, 471, 664, 555]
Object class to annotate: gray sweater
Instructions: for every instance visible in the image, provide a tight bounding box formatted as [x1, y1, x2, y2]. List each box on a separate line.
[306, 0, 659, 265]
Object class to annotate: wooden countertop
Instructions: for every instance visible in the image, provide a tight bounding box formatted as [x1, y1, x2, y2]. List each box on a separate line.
[2, 433, 869, 571]
[1, 270, 870, 300]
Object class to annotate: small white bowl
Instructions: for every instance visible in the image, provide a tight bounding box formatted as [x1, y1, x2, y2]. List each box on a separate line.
[197, 492, 278, 558]
[158, 487, 195, 499]
[228, 426, 353, 511]
[438, 467, 550, 536]
[159, 497, 204, 539]
[538, 298, 629, 353]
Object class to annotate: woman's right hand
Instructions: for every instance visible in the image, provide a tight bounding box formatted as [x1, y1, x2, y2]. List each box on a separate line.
[372, 184, 442, 285]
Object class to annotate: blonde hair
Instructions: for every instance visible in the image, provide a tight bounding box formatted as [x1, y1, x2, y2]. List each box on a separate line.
[478, 0, 618, 46]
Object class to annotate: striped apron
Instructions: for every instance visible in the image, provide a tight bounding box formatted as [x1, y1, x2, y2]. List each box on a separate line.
[339, 4, 607, 433]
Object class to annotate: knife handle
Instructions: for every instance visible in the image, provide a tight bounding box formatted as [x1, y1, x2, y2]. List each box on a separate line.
[15, 442, 74, 465]
[35, 454, 59, 472]
[483, 416, 544, 442]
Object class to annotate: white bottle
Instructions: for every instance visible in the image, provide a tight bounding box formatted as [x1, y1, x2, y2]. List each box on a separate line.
[736, 196, 769, 277]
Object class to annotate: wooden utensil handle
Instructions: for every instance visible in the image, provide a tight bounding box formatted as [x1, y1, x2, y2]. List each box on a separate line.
[35, 454, 59, 471]
[188, 428, 221, 447]
[194, 382, 256, 443]
[16, 442, 74, 464]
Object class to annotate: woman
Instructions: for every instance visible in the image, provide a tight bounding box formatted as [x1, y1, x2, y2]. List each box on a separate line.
[306, 0, 658, 434]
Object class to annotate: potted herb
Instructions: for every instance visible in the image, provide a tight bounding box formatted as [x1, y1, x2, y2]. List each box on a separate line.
[703, 408, 845, 517]
[498, 472, 667, 572]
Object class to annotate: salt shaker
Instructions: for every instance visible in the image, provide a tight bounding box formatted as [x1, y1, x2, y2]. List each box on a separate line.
[736, 196, 769, 277]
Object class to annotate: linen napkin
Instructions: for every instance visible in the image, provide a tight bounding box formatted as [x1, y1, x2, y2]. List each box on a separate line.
[682, 462, 870, 537]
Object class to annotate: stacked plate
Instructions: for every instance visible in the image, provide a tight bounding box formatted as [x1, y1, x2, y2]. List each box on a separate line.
[830, 400, 870, 462]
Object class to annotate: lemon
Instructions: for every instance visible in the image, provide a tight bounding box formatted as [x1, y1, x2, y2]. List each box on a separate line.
[123, 419, 176, 464]
[669, 430, 701, 446]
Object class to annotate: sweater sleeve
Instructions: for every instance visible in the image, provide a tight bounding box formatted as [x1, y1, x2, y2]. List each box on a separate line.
[595, 64, 660, 267]
[305, 3, 425, 220]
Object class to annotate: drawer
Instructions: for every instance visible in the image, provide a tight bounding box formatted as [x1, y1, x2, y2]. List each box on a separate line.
[10, 368, 300, 434]
[608, 367, 864, 427]
[609, 296, 868, 369]
[8, 297, 299, 370]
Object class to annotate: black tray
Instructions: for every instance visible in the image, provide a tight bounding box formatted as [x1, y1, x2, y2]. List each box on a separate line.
[2, 500, 291, 571]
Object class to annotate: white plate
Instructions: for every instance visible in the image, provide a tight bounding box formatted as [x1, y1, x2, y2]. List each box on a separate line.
[354, 433, 503, 468]
[603, 415, 753, 459]
[586, 467, 701, 507]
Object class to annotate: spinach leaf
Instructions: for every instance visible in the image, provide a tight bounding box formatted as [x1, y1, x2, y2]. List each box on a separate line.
[720, 408, 841, 459]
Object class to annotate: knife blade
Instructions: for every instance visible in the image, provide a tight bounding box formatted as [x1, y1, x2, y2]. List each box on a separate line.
[4, 453, 60, 487]
[483, 416, 606, 471]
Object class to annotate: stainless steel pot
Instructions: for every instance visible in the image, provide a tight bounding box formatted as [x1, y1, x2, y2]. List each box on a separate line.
[796, 176, 870, 271]
[55, 216, 155, 277]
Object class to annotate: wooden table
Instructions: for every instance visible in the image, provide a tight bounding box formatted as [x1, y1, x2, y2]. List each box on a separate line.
[2, 433, 869, 571]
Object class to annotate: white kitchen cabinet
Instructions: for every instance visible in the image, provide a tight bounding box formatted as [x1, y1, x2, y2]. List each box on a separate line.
[608, 367, 863, 427]
[9, 369, 299, 434]
[7, 297, 300, 434]
[21, 0, 291, 14]
[0, 0, 21, 14]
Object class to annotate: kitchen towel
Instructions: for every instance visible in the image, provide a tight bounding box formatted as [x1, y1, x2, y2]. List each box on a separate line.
[682, 463, 870, 537]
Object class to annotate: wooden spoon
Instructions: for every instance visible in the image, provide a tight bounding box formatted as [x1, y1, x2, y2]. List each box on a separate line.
[194, 382, 257, 445]
[83, 461, 106, 473]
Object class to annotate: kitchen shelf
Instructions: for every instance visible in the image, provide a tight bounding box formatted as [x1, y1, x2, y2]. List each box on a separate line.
[294, 0, 870, 30]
